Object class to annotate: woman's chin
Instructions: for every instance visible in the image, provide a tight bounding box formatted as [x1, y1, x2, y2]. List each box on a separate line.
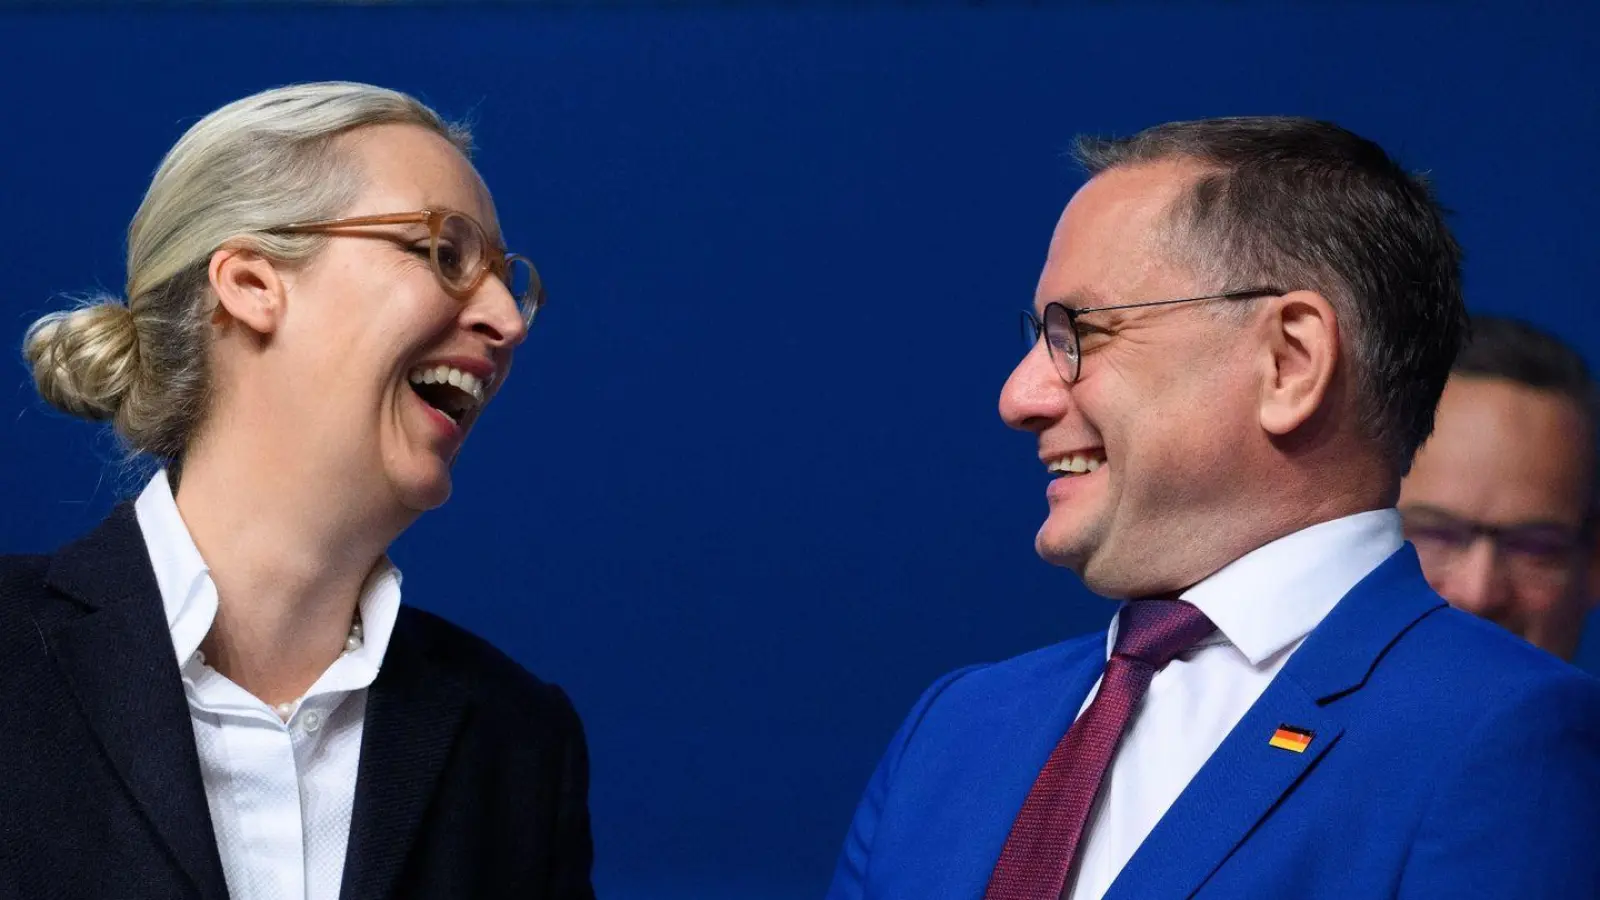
[389, 463, 453, 514]
[385, 411, 460, 513]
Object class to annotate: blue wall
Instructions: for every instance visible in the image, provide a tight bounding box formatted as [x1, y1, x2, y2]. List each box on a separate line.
[2, 4, 1595, 897]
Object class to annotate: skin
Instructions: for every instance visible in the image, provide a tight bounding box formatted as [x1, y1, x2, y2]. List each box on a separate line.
[998, 158, 1392, 598]
[1399, 375, 1599, 659]
[175, 123, 527, 705]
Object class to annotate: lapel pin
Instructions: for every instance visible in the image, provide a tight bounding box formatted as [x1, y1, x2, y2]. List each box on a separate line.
[1268, 725, 1314, 753]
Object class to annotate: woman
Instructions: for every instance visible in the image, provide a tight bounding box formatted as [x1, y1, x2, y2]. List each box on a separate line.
[0, 82, 594, 899]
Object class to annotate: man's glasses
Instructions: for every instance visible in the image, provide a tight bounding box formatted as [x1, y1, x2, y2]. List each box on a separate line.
[1021, 287, 1283, 383]
[1401, 507, 1588, 584]
[266, 208, 544, 326]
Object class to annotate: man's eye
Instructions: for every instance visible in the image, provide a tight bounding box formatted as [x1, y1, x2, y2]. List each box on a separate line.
[1502, 531, 1581, 561]
[1405, 525, 1471, 546]
[1075, 323, 1112, 350]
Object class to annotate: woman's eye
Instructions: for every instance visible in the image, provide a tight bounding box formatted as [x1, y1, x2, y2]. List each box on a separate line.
[436, 244, 464, 275]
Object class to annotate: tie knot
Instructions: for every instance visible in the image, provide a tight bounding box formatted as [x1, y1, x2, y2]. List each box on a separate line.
[1112, 598, 1215, 668]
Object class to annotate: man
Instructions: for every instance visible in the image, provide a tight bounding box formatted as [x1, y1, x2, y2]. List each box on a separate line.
[1399, 316, 1598, 660]
[827, 118, 1600, 900]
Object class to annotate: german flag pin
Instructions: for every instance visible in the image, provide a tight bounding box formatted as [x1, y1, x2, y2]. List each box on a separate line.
[1268, 725, 1314, 753]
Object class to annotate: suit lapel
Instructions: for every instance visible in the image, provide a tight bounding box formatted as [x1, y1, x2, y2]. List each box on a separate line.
[43, 504, 230, 900]
[340, 609, 472, 900]
[1102, 677, 1341, 900]
[1103, 546, 1446, 900]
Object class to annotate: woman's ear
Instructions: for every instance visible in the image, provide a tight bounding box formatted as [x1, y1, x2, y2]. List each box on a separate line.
[209, 245, 288, 335]
[1258, 289, 1340, 437]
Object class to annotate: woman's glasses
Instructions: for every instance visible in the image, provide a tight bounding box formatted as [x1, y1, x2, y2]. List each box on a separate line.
[266, 208, 544, 325]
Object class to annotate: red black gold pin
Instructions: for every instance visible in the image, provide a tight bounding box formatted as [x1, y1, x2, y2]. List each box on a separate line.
[1268, 725, 1314, 753]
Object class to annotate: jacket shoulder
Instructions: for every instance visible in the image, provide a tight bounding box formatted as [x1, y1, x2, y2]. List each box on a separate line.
[935, 630, 1108, 699]
[0, 554, 51, 593]
[1338, 600, 1600, 762]
[394, 605, 582, 728]
[899, 630, 1109, 740]
[0, 554, 55, 626]
[1400, 603, 1599, 698]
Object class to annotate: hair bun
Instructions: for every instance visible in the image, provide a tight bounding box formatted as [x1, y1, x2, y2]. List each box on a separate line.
[23, 298, 142, 421]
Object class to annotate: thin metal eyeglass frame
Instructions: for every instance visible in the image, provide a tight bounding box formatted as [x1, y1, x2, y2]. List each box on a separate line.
[1021, 287, 1284, 383]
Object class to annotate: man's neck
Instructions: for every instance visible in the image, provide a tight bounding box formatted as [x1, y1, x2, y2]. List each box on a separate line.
[1176, 473, 1397, 593]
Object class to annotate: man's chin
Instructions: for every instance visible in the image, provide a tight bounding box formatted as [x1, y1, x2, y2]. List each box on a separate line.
[1036, 520, 1146, 599]
[1034, 524, 1091, 575]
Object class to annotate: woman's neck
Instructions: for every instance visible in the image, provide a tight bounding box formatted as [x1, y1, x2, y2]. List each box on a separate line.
[171, 439, 409, 706]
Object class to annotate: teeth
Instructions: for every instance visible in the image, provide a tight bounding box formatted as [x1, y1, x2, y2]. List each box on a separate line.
[1047, 453, 1105, 475]
[407, 364, 489, 404]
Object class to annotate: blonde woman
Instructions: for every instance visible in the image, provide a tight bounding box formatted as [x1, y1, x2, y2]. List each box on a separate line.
[0, 83, 594, 899]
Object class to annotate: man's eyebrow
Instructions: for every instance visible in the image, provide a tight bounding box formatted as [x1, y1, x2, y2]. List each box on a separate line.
[1400, 504, 1583, 532]
[1035, 287, 1107, 313]
[1398, 503, 1457, 520]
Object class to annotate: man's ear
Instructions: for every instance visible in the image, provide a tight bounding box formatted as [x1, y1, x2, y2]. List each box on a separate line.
[208, 245, 287, 335]
[1258, 290, 1340, 437]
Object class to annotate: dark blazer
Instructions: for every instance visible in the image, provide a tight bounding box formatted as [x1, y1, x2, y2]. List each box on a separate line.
[0, 504, 595, 900]
[828, 546, 1600, 899]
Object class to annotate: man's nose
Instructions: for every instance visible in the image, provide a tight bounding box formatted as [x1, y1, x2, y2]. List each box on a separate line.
[1435, 538, 1515, 619]
[1000, 342, 1072, 432]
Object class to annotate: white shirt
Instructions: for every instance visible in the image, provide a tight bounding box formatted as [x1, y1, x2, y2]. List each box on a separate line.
[134, 470, 402, 900]
[1066, 509, 1404, 900]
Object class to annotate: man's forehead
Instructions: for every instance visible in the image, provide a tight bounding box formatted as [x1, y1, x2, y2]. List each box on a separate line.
[1035, 223, 1195, 313]
[1440, 377, 1592, 447]
[1034, 161, 1207, 310]
[1059, 159, 1206, 236]
[1406, 376, 1595, 521]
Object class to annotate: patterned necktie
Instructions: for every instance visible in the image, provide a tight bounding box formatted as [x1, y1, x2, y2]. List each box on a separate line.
[984, 598, 1216, 900]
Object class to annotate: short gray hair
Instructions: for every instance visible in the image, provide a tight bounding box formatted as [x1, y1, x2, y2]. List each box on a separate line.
[1074, 116, 1466, 474]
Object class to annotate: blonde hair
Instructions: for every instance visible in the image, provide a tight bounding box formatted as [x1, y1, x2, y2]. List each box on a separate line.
[23, 81, 472, 465]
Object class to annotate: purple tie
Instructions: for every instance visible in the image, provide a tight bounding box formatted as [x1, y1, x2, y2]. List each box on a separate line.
[984, 598, 1216, 900]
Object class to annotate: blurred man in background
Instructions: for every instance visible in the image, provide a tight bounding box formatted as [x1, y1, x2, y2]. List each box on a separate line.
[1399, 315, 1599, 660]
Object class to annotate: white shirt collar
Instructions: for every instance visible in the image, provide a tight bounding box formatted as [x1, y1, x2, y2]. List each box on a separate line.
[133, 469, 402, 691]
[1105, 509, 1404, 667]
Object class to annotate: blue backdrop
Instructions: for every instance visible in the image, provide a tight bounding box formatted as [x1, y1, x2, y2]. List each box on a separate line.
[2, 3, 1596, 898]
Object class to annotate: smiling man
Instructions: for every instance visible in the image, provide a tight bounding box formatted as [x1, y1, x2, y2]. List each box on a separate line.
[826, 118, 1600, 900]
[1400, 316, 1599, 660]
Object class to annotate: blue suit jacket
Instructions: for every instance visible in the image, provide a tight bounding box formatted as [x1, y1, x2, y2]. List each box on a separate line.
[828, 546, 1600, 899]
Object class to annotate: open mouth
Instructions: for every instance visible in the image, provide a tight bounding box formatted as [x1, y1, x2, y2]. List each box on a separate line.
[1046, 450, 1106, 478]
[407, 364, 487, 426]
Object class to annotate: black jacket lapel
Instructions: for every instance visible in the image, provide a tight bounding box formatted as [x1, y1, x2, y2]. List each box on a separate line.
[340, 608, 472, 900]
[43, 503, 230, 900]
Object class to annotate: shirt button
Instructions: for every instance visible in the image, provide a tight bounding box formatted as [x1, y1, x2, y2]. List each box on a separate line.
[301, 709, 324, 734]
